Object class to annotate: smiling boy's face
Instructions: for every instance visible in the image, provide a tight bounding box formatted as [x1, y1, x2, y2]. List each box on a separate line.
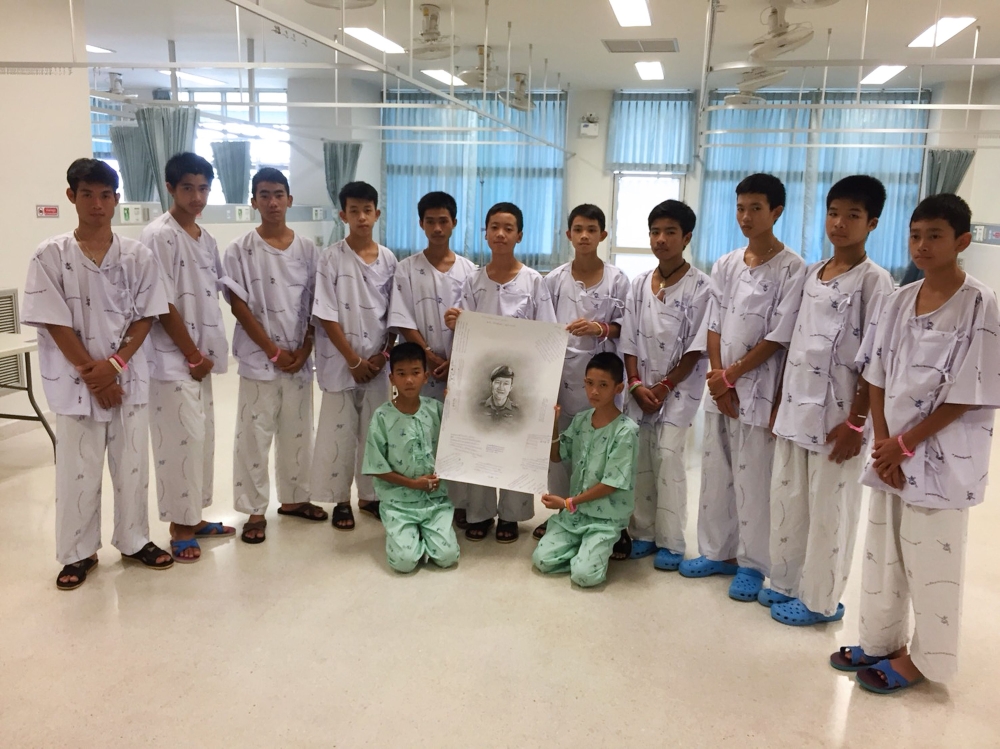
[491, 376, 513, 405]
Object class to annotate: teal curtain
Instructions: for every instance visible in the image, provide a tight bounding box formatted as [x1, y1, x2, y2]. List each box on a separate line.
[697, 90, 929, 279]
[135, 106, 200, 210]
[211, 140, 251, 204]
[606, 91, 695, 172]
[109, 125, 157, 202]
[382, 92, 567, 270]
[324, 141, 362, 243]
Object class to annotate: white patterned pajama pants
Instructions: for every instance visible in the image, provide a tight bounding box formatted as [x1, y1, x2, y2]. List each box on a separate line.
[233, 376, 314, 515]
[858, 492, 968, 683]
[696, 412, 775, 574]
[628, 422, 689, 554]
[55, 406, 151, 564]
[150, 377, 215, 526]
[311, 386, 387, 505]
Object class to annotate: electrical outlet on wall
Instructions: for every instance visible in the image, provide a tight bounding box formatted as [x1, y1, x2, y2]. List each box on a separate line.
[312, 207, 324, 221]
[235, 206, 253, 222]
[120, 204, 143, 224]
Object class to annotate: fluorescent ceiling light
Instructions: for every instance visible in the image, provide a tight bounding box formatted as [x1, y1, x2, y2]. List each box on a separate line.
[158, 70, 225, 86]
[609, 0, 651, 28]
[908, 17, 975, 48]
[860, 65, 906, 85]
[345, 27, 405, 54]
[423, 69, 466, 86]
[86, 44, 115, 54]
[635, 61, 664, 81]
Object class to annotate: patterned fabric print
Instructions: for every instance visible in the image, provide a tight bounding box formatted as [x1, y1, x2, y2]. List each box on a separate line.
[458, 265, 557, 322]
[389, 252, 477, 401]
[363, 397, 447, 506]
[221, 230, 317, 383]
[628, 422, 688, 553]
[381, 500, 459, 573]
[22, 233, 169, 420]
[313, 239, 398, 393]
[859, 275, 1000, 509]
[621, 266, 712, 428]
[532, 510, 624, 588]
[142, 212, 229, 380]
[773, 258, 893, 453]
[703, 246, 807, 428]
[559, 410, 638, 522]
[545, 262, 630, 417]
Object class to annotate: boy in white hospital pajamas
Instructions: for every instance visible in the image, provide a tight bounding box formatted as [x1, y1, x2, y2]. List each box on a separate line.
[388, 191, 477, 528]
[22, 158, 172, 589]
[223, 168, 324, 544]
[444, 202, 558, 544]
[830, 194, 1000, 695]
[142, 152, 234, 562]
[534, 204, 629, 543]
[311, 181, 397, 532]
[763, 176, 894, 624]
[678, 174, 806, 603]
[621, 200, 710, 571]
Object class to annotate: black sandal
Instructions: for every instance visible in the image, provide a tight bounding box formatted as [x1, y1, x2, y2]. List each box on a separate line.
[277, 502, 329, 521]
[532, 520, 548, 541]
[122, 542, 174, 570]
[332, 503, 355, 531]
[464, 518, 494, 541]
[453, 508, 469, 530]
[496, 520, 519, 544]
[359, 500, 382, 522]
[56, 557, 98, 590]
[611, 529, 632, 561]
[241, 519, 267, 544]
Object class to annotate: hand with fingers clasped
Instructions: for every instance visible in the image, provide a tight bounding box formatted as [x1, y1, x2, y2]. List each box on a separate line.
[541, 494, 568, 511]
[872, 436, 908, 490]
[410, 474, 441, 493]
[631, 385, 662, 415]
[714, 389, 740, 420]
[77, 359, 119, 394]
[826, 422, 863, 464]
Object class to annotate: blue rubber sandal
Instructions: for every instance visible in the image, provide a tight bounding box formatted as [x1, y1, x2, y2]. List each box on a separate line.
[653, 548, 683, 571]
[855, 659, 925, 695]
[829, 646, 883, 672]
[728, 567, 765, 601]
[678, 555, 739, 578]
[170, 537, 201, 564]
[629, 539, 658, 559]
[771, 599, 845, 626]
[758, 587, 794, 607]
[194, 522, 235, 538]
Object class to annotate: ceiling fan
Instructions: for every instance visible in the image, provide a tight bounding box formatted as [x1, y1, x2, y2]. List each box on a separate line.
[499, 73, 533, 111]
[409, 4, 460, 60]
[749, 0, 839, 62]
[458, 45, 505, 92]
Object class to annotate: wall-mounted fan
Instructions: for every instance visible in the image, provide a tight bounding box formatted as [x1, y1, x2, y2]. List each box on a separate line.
[458, 45, 504, 91]
[749, 0, 839, 61]
[409, 4, 459, 60]
[499, 73, 533, 111]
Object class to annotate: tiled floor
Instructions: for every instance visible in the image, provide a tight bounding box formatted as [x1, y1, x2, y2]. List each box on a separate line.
[1, 374, 998, 748]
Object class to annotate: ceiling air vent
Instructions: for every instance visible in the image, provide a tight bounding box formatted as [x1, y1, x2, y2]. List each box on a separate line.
[602, 39, 679, 54]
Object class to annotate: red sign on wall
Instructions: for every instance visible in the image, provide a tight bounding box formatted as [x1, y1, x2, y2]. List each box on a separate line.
[36, 205, 59, 218]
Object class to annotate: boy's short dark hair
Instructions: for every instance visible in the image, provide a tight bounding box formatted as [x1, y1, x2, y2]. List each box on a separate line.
[252, 167, 290, 197]
[67, 158, 118, 193]
[910, 193, 972, 237]
[339, 181, 379, 211]
[648, 199, 697, 235]
[826, 175, 887, 219]
[486, 202, 524, 233]
[585, 352, 625, 385]
[165, 152, 214, 187]
[389, 342, 426, 371]
[736, 173, 786, 211]
[418, 191, 457, 221]
[568, 204, 606, 232]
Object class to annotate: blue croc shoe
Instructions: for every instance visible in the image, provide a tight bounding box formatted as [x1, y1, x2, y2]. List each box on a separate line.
[653, 548, 684, 571]
[678, 555, 739, 578]
[728, 567, 765, 601]
[771, 599, 845, 626]
[758, 587, 794, 607]
[629, 539, 658, 559]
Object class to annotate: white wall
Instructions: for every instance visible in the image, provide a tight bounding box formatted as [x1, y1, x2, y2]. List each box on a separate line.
[564, 90, 615, 259]
[966, 77, 1000, 224]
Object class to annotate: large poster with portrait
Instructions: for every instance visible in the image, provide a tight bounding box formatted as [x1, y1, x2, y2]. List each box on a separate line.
[435, 311, 569, 494]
